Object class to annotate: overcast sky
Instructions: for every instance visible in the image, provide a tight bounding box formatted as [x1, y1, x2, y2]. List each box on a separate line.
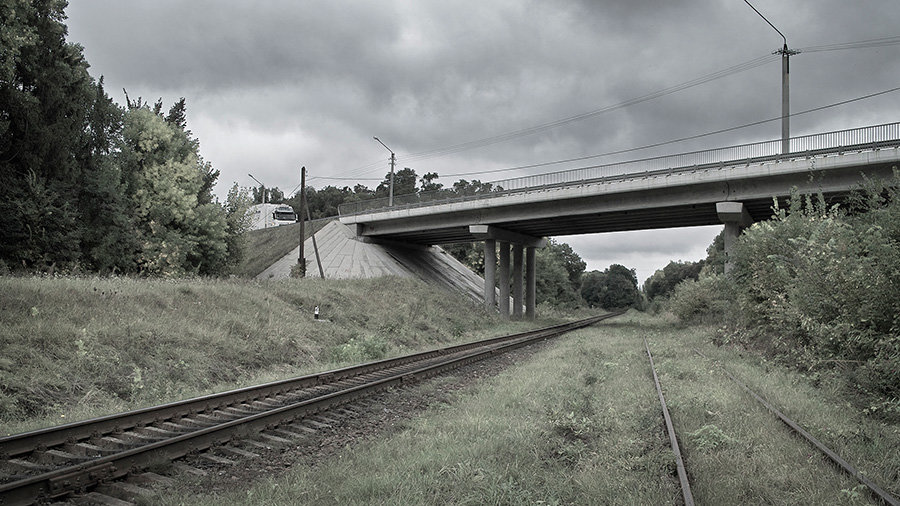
[64, 1, 900, 284]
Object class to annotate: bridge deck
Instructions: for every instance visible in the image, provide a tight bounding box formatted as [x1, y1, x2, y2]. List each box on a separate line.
[340, 123, 900, 244]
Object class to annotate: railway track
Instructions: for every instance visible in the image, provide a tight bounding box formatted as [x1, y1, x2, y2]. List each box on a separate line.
[0, 311, 624, 505]
[643, 340, 900, 506]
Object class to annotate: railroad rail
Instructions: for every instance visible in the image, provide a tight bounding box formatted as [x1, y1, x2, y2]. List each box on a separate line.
[694, 349, 900, 506]
[643, 338, 899, 506]
[644, 339, 694, 506]
[0, 311, 623, 505]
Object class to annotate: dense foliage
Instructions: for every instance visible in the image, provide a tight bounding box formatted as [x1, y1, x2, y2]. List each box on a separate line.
[643, 259, 705, 301]
[0, 2, 245, 275]
[581, 264, 642, 309]
[669, 177, 900, 415]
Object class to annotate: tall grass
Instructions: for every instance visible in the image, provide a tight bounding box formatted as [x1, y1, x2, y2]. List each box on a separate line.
[0, 275, 540, 435]
[159, 312, 682, 505]
[157, 311, 899, 505]
[233, 218, 331, 278]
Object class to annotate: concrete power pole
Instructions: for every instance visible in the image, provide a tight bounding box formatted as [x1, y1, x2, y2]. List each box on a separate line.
[777, 43, 800, 155]
[744, 0, 798, 155]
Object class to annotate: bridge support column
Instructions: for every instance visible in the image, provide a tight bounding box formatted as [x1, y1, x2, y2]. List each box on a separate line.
[483, 239, 496, 311]
[468, 226, 546, 319]
[499, 242, 510, 318]
[717, 202, 753, 275]
[512, 244, 524, 319]
[525, 246, 536, 320]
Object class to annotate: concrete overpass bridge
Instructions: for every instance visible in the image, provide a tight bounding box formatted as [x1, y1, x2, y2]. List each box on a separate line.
[339, 122, 900, 318]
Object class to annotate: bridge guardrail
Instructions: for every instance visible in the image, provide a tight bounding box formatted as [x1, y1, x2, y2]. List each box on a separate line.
[338, 122, 900, 217]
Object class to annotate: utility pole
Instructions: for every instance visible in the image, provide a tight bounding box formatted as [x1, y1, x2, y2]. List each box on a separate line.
[373, 136, 396, 206]
[744, 0, 799, 155]
[297, 166, 306, 277]
[777, 43, 800, 155]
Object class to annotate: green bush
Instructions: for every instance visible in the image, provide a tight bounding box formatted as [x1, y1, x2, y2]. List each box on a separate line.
[728, 179, 900, 406]
[667, 273, 733, 325]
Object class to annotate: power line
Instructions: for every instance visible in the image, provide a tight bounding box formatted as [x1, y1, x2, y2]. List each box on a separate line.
[435, 85, 900, 180]
[400, 53, 780, 162]
[798, 35, 900, 53]
[303, 35, 900, 187]
[360, 36, 900, 173]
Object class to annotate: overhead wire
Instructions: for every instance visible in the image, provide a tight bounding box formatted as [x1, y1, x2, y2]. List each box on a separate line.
[305, 52, 780, 187]
[400, 53, 780, 162]
[297, 34, 900, 189]
[797, 35, 900, 53]
[435, 84, 900, 180]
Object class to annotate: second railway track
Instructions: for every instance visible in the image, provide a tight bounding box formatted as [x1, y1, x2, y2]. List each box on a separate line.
[0, 311, 624, 505]
[643, 339, 900, 506]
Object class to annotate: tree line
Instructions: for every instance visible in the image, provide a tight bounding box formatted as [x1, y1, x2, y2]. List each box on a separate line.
[1, 2, 247, 276]
[253, 167, 501, 220]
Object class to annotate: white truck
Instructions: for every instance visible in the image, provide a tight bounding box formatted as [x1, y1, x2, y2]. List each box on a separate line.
[247, 203, 297, 230]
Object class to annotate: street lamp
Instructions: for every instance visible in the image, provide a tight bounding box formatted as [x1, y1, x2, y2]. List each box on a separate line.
[373, 136, 396, 207]
[248, 173, 267, 228]
[744, 0, 799, 155]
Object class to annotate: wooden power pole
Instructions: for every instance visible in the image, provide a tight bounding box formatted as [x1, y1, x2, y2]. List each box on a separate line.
[297, 166, 306, 277]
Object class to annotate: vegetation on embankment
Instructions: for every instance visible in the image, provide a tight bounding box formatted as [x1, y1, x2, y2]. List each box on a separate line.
[668, 174, 900, 420]
[157, 311, 900, 505]
[234, 218, 332, 278]
[0, 275, 551, 435]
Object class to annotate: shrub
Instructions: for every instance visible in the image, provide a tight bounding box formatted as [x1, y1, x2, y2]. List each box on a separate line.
[667, 273, 734, 325]
[727, 179, 900, 406]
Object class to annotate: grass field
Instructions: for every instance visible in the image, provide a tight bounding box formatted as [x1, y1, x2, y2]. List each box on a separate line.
[156, 311, 900, 505]
[0, 275, 549, 435]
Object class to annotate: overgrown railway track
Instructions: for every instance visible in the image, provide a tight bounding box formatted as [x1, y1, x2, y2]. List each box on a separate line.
[643, 341, 900, 506]
[0, 311, 624, 505]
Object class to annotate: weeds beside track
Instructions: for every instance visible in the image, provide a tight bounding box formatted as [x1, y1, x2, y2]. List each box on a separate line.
[644, 339, 899, 506]
[0, 311, 623, 505]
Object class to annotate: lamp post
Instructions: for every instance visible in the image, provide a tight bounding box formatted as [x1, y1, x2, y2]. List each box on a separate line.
[373, 136, 396, 207]
[248, 173, 267, 228]
[744, 0, 799, 155]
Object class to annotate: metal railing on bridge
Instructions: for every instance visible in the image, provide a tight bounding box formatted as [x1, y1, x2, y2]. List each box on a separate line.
[338, 122, 900, 216]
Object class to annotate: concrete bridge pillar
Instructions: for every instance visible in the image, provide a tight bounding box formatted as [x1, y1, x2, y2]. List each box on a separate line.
[498, 241, 510, 318]
[483, 239, 496, 312]
[512, 244, 524, 319]
[525, 247, 536, 319]
[716, 202, 753, 274]
[470, 225, 546, 320]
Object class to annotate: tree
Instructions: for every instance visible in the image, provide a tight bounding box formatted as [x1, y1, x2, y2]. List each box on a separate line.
[419, 172, 443, 193]
[451, 179, 500, 196]
[376, 167, 417, 199]
[221, 183, 253, 270]
[251, 186, 284, 204]
[582, 264, 641, 309]
[535, 245, 582, 307]
[76, 78, 138, 273]
[117, 103, 229, 275]
[703, 230, 726, 275]
[644, 259, 705, 300]
[546, 239, 586, 293]
[580, 270, 607, 308]
[0, 0, 101, 270]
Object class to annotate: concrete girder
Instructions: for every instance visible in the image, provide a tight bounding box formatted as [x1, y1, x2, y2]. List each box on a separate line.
[344, 152, 899, 243]
[469, 225, 547, 248]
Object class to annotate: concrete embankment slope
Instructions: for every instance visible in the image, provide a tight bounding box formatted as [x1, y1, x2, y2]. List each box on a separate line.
[257, 221, 486, 302]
